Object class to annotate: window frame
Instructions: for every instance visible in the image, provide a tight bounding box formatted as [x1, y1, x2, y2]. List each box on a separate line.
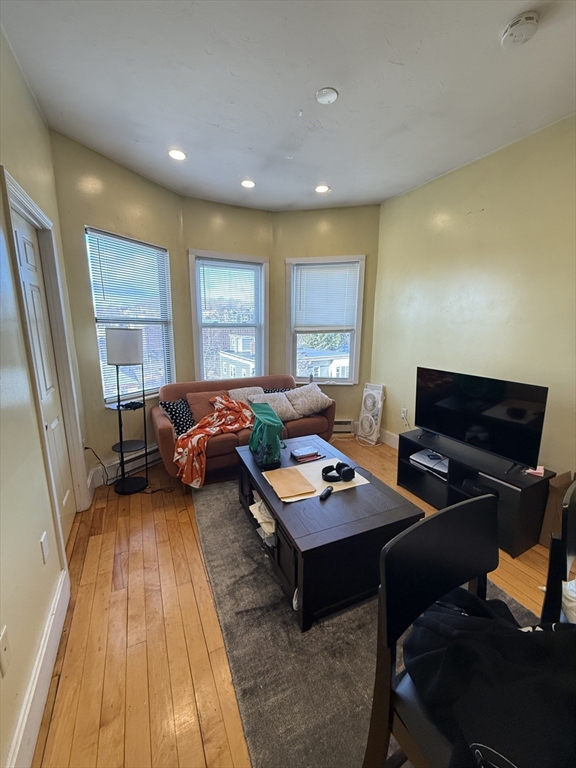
[286, 255, 365, 386]
[86, 227, 176, 403]
[189, 249, 269, 381]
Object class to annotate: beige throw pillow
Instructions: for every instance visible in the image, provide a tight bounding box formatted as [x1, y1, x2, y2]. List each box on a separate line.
[228, 386, 264, 404]
[285, 383, 332, 417]
[248, 393, 299, 422]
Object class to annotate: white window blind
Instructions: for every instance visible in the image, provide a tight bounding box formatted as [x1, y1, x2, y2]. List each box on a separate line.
[192, 254, 267, 380]
[86, 227, 175, 401]
[293, 262, 360, 330]
[287, 257, 365, 385]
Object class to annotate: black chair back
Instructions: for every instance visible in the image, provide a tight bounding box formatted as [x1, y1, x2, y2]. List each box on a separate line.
[541, 480, 576, 622]
[381, 494, 499, 647]
[562, 480, 576, 579]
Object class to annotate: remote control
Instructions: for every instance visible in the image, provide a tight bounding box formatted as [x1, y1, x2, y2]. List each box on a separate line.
[319, 486, 333, 501]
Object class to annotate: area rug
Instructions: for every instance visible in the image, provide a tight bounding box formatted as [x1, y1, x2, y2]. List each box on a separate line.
[193, 481, 538, 768]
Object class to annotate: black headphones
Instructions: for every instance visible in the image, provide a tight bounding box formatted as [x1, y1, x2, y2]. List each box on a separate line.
[321, 462, 355, 483]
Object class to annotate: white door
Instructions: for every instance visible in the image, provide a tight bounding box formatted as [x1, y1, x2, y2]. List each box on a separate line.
[12, 210, 76, 541]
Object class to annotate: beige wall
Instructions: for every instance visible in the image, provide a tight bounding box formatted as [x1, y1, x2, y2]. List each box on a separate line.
[50, 132, 186, 460]
[0, 31, 67, 766]
[372, 115, 576, 474]
[51, 133, 379, 461]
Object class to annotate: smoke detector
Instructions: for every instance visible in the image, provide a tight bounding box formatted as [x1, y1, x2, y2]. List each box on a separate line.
[501, 11, 539, 48]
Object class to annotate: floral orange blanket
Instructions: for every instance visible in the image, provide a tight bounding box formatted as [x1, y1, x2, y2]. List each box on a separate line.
[173, 394, 254, 488]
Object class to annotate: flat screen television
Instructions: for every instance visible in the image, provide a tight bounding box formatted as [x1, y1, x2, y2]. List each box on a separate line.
[415, 367, 548, 468]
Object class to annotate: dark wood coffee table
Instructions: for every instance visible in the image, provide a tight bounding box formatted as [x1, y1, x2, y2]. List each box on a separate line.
[236, 435, 424, 631]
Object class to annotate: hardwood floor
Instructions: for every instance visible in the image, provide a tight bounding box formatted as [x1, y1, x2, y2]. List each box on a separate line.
[33, 440, 550, 767]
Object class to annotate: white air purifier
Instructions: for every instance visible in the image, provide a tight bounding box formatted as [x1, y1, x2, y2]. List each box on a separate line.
[357, 383, 385, 444]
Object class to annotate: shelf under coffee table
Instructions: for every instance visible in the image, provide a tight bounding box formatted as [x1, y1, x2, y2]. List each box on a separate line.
[236, 435, 424, 631]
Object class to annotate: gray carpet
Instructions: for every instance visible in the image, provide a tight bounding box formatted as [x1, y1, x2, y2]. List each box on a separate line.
[193, 481, 538, 768]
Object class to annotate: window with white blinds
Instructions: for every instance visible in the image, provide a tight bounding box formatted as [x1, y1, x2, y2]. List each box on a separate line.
[190, 252, 268, 380]
[287, 256, 365, 384]
[86, 227, 175, 401]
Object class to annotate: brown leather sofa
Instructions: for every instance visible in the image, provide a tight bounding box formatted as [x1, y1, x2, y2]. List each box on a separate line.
[151, 374, 335, 479]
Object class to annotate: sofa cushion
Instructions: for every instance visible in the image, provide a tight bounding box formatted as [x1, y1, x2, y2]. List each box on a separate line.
[228, 385, 264, 404]
[186, 389, 227, 422]
[159, 375, 296, 403]
[285, 383, 333, 417]
[205, 432, 240, 458]
[248, 392, 299, 422]
[159, 398, 195, 436]
[284, 415, 329, 439]
[237, 428, 253, 446]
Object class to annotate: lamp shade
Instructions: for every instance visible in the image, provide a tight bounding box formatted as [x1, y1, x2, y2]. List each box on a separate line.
[106, 328, 143, 365]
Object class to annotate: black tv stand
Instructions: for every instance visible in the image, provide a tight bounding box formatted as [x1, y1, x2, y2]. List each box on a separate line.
[398, 429, 555, 557]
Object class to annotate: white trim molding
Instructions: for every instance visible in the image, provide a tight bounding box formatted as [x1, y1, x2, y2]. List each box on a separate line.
[382, 430, 400, 450]
[5, 570, 70, 768]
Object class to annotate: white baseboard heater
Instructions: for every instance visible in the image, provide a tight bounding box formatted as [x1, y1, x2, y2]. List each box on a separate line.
[333, 419, 355, 434]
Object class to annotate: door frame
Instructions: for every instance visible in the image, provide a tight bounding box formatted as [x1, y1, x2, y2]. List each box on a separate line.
[1, 167, 90, 556]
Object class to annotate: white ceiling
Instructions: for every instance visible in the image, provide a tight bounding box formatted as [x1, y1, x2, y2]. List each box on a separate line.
[1, 0, 575, 211]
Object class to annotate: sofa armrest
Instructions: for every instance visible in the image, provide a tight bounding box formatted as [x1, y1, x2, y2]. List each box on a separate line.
[151, 405, 178, 477]
[319, 399, 336, 440]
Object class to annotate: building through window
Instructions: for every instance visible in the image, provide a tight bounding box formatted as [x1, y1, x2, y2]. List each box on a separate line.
[190, 252, 268, 380]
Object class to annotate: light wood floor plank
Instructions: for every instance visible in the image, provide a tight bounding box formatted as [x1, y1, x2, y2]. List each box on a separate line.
[157, 539, 206, 768]
[116, 515, 130, 555]
[125, 642, 152, 768]
[144, 560, 179, 767]
[167, 518, 191, 586]
[81, 534, 103, 586]
[90, 505, 105, 536]
[97, 588, 127, 768]
[141, 490, 158, 567]
[94, 484, 109, 509]
[113, 551, 129, 591]
[99, 530, 117, 575]
[210, 645, 251, 768]
[42, 581, 96, 768]
[127, 500, 146, 647]
[179, 581, 233, 768]
[153, 491, 169, 544]
[118, 495, 131, 518]
[103, 495, 119, 535]
[65, 517, 81, 563]
[31, 675, 58, 768]
[180, 519, 224, 653]
[162, 487, 180, 523]
[69, 562, 114, 767]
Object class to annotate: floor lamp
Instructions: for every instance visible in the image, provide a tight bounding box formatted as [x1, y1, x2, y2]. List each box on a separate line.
[106, 327, 149, 495]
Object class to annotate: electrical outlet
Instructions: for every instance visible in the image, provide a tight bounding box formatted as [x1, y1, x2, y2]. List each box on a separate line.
[0, 625, 11, 677]
[401, 408, 407, 420]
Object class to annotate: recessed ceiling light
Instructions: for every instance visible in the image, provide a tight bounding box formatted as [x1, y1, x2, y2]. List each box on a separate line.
[241, 179, 256, 188]
[315, 88, 338, 105]
[315, 184, 330, 194]
[168, 149, 186, 160]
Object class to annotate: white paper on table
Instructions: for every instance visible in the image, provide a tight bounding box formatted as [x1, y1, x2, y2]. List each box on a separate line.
[263, 458, 369, 502]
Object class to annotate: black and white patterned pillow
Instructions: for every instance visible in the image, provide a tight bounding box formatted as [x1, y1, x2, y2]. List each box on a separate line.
[160, 399, 195, 436]
[263, 387, 293, 394]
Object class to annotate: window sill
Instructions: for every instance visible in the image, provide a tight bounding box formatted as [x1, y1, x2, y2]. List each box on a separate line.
[294, 379, 356, 386]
